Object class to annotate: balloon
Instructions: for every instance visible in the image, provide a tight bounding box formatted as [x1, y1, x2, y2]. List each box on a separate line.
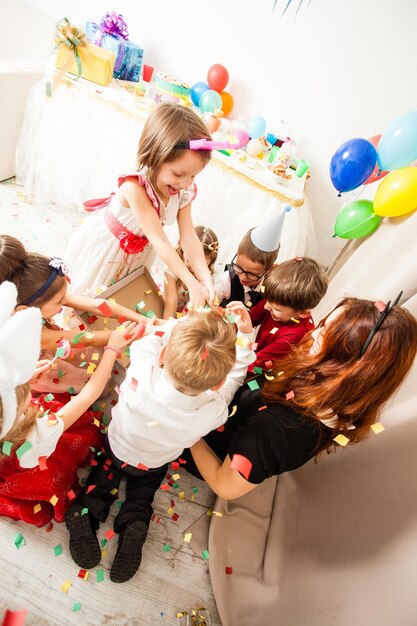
[247, 116, 267, 140]
[377, 111, 417, 171]
[246, 139, 263, 157]
[334, 200, 381, 239]
[190, 82, 209, 107]
[374, 167, 417, 217]
[364, 134, 389, 184]
[330, 138, 377, 193]
[220, 91, 234, 116]
[199, 89, 222, 113]
[233, 128, 250, 148]
[207, 64, 229, 92]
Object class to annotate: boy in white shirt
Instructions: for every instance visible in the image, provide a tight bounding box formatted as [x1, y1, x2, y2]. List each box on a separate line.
[66, 309, 255, 583]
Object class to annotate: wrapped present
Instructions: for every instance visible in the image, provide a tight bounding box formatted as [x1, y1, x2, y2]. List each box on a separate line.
[48, 18, 115, 97]
[85, 12, 143, 82]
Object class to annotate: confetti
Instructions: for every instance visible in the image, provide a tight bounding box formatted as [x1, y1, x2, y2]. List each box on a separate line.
[264, 373, 275, 381]
[374, 300, 386, 313]
[258, 405, 267, 411]
[285, 390, 295, 400]
[160, 483, 170, 491]
[60, 580, 72, 593]
[333, 434, 350, 446]
[98, 302, 112, 317]
[86, 485, 96, 494]
[247, 379, 260, 391]
[54, 544, 63, 557]
[253, 366, 263, 375]
[270, 327, 278, 334]
[105, 529, 115, 540]
[236, 336, 249, 348]
[91, 352, 100, 361]
[191, 486, 199, 494]
[110, 488, 118, 495]
[130, 377, 138, 391]
[290, 317, 300, 323]
[137, 463, 149, 471]
[202, 550, 209, 560]
[14, 533, 26, 549]
[2, 441, 13, 456]
[33, 503, 42, 514]
[265, 360, 273, 370]
[184, 532, 192, 543]
[226, 566, 233, 575]
[87, 363, 96, 375]
[295, 256, 303, 261]
[72, 603, 82, 612]
[201, 348, 209, 361]
[172, 473, 180, 481]
[371, 422, 385, 434]
[49, 495, 58, 506]
[16, 441, 33, 460]
[78, 569, 89, 580]
[80, 507, 89, 517]
[2, 609, 28, 626]
[146, 420, 158, 427]
[179, 491, 185, 499]
[96, 569, 105, 582]
[144, 289, 152, 295]
[230, 454, 253, 480]
[163, 543, 172, 552]
[135, 300, 146, 311]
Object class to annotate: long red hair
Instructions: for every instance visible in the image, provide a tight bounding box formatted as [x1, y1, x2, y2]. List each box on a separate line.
[262, 297, 417, 453]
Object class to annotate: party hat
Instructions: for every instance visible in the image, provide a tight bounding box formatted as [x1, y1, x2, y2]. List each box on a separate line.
[0, 282, 42, 438]
[250, 205, 291, 252]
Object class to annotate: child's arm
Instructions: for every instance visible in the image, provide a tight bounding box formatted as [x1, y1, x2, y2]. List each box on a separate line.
[64, 293, 150, 325]
[41, 326, 112, 352]
[247, 328, 300, 374]
[177, 205, 215, 305]
[123, 181, 209, 309]
[162, 272, 179, 319]
[55, 321, 137, 430]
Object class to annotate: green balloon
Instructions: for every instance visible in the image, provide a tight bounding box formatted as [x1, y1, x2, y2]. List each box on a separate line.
[334, 200, 381, 239]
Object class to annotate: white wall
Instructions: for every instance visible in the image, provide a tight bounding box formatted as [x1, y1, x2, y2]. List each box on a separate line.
[3, 0, 417, 264]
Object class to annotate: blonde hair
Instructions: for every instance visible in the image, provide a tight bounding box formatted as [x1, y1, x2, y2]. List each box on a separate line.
[0, 383, 41, 458]
[137, 103, 212, 187]
[237, 229, 279, 269]
[264, 257, 328, 310]
[164, 310, 236, 394]
[175, 226, 219, 297]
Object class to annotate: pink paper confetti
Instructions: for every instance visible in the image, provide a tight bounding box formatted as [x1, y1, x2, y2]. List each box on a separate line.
[230, 454, 253, 480]
[375, 300, 386, 312]
[285, 390, 295, 400]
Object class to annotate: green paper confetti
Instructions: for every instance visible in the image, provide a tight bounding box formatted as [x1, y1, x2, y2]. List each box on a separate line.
[54, 544, 63, 557]
[55, 347, 65, 358]
[253, 367, 263, 375]
[101, 539, 107, 548]
[227, 313, 236, 324]
[117, 501, 124, 509]
[67, 387, 75, 395]
[72, 603, 82, 612]
[58, 369, 64, 379]
[191, 486, 199, 494]
[16, 440, 33, 460]
[172, 482, 179, 489]
[96, 569, 105, 582]
[202, 550, 209, 560]
[70, 332, 85, 345]
[79, 361, 87, 367]
[80, 507, 89, 517]
[247, 379, 260, 391]
[163, 543, 172, 552]
[102, 414, 110, 425]
[14, 532, 26, 549]
[2, 441, 13, 456]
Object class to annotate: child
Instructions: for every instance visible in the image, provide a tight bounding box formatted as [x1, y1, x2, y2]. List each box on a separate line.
[228, 257, 328, 374]
[0, 234, 152, 393]
[65, 309, 255, 583]
[215, 207, 290, 308]
[0, 281, 136, 527]
[161, 225, 219, 318]
[65, 102, 216, 309]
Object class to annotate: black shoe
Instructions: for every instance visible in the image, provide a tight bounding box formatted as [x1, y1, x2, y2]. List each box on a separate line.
[110, 519, 148, 583]
[65, 501, 101, 569]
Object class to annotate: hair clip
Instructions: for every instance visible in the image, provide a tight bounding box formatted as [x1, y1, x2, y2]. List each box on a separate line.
[175, 134, 248, 152]
[49, 256, 69, 276]
[359, 291, 403, 357]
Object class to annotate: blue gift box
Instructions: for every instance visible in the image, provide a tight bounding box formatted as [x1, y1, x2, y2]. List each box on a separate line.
[86, 21, 143, 82]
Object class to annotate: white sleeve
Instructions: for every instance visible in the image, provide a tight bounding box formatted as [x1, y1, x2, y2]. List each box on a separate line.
[217, 330, 256, 406]
[214, 271, 231, 303]
[19, 414, 65, 469]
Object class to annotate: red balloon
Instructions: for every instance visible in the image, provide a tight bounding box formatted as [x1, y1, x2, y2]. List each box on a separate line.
[207, 64, 229, 92]
[364, 134, 389, 184]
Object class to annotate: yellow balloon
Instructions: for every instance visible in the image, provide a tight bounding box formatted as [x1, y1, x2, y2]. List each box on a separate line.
[374, 167, 417, 217]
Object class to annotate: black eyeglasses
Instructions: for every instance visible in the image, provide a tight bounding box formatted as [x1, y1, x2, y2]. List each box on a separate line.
[359, 291, 403, 357]
[231, 254, 266, 282]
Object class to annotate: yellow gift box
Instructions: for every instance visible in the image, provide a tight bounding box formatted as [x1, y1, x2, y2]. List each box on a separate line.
[55, 41, 115, 86]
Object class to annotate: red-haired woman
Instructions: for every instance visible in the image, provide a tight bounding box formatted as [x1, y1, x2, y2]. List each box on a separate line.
[189, 297, 417, 499]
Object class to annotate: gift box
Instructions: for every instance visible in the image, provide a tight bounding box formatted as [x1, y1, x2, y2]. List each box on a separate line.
[55, 41, 115, 86]
[85, 14, 143, 82]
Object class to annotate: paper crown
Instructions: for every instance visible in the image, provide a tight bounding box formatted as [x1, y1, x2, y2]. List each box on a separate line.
[250, 205, 291, 252]
[0, 282, 42, 438]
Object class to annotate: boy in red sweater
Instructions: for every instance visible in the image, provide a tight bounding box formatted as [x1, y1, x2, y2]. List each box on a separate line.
[228, 257, 328, 374]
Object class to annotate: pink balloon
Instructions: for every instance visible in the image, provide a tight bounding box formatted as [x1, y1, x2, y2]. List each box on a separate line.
[233, 128, 250, 148]
[364, 134, 389, 184]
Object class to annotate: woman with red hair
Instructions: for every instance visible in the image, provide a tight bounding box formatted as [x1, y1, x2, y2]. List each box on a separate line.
[189, 296, 417, 499]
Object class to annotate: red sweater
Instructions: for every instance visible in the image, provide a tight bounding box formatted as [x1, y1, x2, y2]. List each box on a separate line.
[248, 299, 314, 373]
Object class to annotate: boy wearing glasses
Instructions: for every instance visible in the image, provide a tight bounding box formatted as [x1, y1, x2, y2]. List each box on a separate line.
[215, 208, 290, 308]
[227, 257, 328, 374]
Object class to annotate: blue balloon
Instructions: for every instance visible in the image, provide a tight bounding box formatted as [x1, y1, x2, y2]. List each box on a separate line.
[190, 82, 209, 107]
[247, 116, 267, 139]
[330, 138, 377, 193]
[377, 111, 417, 171]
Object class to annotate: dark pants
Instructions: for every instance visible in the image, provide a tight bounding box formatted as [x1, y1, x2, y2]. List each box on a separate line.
[79, 436, 168, 533]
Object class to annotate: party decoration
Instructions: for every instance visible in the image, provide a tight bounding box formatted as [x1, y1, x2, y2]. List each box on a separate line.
[364, 135, 389, 184]
[247, 116, 267, 140]
[246, 139, 263, 157]
[377, 111, 417, 171]
[334, 200, 381, 239]
[233, 128, 250, 148]
[190, 82, 209, 107]
[374, 167, 417, 217]
[207, 64, 229, 92]
[220, 91, 234, 116]
[330, 138, 377, 193]
[199, 89, 222, 113]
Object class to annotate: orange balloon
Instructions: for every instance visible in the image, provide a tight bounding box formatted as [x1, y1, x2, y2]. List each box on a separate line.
[220, 91, 234, 116]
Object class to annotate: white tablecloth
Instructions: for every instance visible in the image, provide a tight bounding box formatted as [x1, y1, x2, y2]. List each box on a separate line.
[16, 79, 316, 267]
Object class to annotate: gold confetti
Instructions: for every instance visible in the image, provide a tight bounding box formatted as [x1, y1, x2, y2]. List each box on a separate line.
[270, 327, 278, 334]
[212, 511, 223, 517]
[93, 418, 101, 427]
[290, 317, 300, 324]
[144, 289, 152, 295]
[167, 507, 175, 516]
[264, 373, 275, 381]
[33, 503, 42, 513]
[333, 434, 349, 447]
[87, 363, 96, 375]
[228, 405, 237, 417]
[50, 495, 58, 506]
[179, 491, 186, 499]
[91, 352, 100, 361]
[184, 532, 192, 543]
[60, 580, 72, 593]
[260, 285, 265, 293]
[101, 549, 107, 558]
[110, 488, 118, 495]
[236, 336, 249, 348]
[371, 422, 385, 434]
[172, 473, 180, 481]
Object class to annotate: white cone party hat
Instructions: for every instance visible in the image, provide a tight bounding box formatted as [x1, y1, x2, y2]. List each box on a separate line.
[250, 205, 291, 252]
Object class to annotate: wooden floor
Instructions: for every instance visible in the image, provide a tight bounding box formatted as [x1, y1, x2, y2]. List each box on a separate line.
[0, 181, 221, 625]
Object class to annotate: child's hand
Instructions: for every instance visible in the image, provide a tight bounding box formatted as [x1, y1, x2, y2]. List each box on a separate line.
[188, 281, 210, 310]
[29, 359, 55, 384]
[226, 301, 254, 334]
[107, 321, 138, 353]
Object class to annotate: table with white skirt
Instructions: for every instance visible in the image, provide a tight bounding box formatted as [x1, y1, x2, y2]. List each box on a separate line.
[16, 77, 316, 267]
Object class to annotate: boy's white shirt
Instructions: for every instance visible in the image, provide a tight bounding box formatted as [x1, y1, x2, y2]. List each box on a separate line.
[108, 319, 256, 468]
[214, 270, 263, 305]
[19, 414, 64, 468]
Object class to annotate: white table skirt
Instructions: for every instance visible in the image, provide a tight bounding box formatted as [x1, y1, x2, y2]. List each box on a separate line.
[16, 79, 316, 267]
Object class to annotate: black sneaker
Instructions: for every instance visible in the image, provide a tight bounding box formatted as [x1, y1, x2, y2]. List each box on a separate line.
[110, 519, 148, 583]
[65, 501, 101, 569]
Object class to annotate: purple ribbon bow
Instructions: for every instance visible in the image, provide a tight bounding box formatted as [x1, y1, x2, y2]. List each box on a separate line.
[100, 12, 129, 40]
